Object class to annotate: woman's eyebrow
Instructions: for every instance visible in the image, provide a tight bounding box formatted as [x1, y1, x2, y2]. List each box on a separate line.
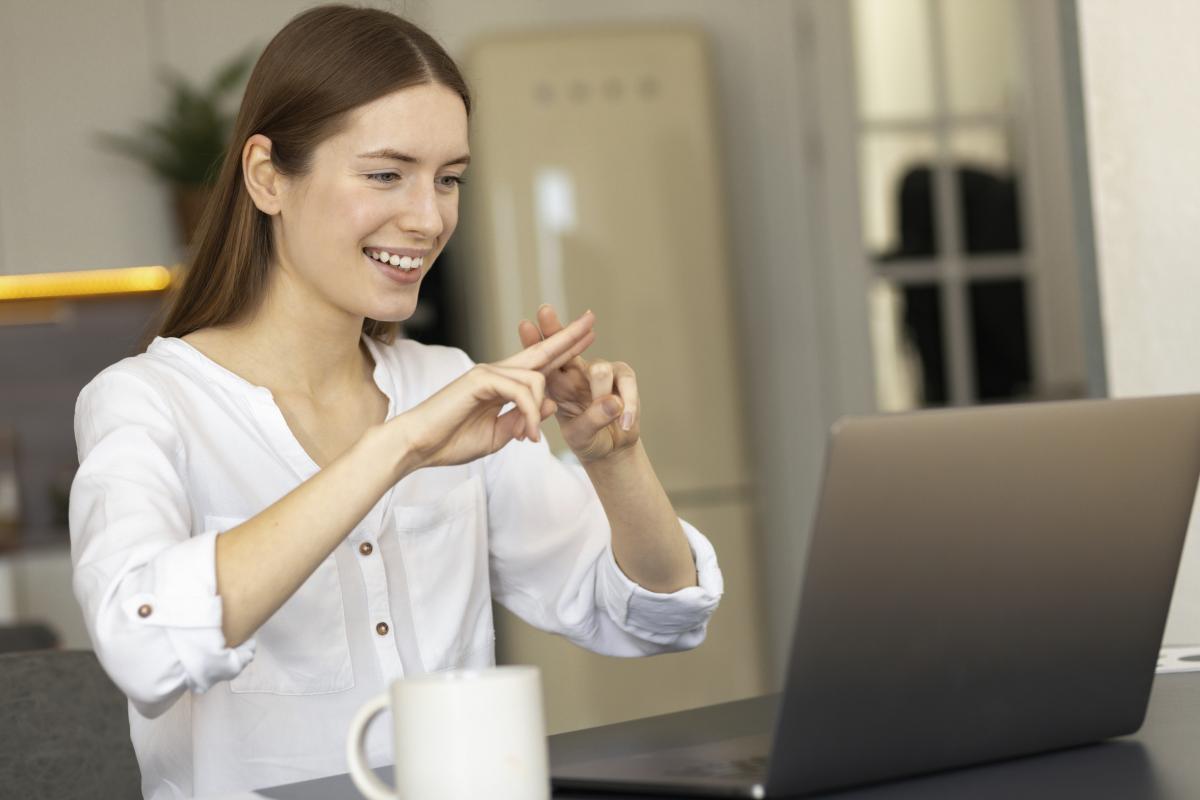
[357, 148, 470, 167]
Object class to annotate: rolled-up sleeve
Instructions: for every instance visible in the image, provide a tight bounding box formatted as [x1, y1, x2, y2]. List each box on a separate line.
[468, 356, 724, 656]
[595, 518, 723, 647]
[69, 367, 254, 718]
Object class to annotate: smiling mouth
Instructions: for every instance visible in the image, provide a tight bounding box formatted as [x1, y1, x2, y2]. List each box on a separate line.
[363, 248, 424, 271]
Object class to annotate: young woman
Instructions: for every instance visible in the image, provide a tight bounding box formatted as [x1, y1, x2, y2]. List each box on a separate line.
[69, 6, 722, 798]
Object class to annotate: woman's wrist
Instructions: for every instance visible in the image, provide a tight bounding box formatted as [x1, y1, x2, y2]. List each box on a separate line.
[360, 416, 420, 484]
[579, 438, 644, 475]
[569, 436, 638, 470]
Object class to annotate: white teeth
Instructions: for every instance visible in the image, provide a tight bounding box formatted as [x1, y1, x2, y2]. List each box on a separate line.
[366, 249, 424, 271]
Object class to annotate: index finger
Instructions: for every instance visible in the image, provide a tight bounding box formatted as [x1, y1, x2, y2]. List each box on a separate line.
[499, 309, 595, 372]
[535, 303, 590, 373]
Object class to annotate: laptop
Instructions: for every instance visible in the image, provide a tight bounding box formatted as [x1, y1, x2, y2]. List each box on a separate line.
[550, 394, 1200, 797]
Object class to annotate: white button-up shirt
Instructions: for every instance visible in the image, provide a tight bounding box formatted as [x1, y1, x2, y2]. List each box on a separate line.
[69, 334, 724, 799]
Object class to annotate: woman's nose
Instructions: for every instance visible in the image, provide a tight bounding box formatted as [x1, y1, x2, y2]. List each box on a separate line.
[399, 183, 443, 239]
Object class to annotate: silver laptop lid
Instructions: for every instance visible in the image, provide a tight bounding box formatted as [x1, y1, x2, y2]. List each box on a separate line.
[768, 395, 1200, 795]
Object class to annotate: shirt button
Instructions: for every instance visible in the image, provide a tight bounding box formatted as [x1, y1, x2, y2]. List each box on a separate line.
[137, 604, 153, 618]
[375, 621, 390, 636]
[359, 542, 374, 556]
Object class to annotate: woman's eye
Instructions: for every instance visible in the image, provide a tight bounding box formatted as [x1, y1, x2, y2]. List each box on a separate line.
[366, 173, 464, 188]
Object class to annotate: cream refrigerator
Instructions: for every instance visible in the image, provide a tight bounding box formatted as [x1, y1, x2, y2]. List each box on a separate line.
[459, 27, 767, 733]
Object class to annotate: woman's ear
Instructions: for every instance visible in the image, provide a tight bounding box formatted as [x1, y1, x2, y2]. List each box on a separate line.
[242, 134, 283, 215]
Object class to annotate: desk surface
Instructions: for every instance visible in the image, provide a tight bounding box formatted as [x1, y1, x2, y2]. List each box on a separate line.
[215, 672, 1200, 799]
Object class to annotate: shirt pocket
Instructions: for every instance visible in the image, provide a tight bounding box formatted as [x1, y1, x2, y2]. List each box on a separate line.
[203, 514, 355, 696]
[389, 474, 494, 672]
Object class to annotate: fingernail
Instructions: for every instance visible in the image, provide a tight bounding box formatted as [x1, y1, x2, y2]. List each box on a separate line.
[603, 398, 621, 417]
[621, 411, 634, 431]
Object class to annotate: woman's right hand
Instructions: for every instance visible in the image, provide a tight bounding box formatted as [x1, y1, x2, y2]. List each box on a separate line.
[393, 310, 597, 471]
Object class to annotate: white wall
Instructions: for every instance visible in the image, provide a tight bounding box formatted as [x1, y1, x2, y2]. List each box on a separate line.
[1075, 0, 1200, 642]
[0, 0, 176, 275]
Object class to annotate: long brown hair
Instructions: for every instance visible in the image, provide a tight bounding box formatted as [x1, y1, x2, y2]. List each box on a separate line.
[157, 4, 471, 343]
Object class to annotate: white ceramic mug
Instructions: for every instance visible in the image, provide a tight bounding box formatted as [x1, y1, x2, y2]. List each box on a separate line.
[345, 665, 550, 800]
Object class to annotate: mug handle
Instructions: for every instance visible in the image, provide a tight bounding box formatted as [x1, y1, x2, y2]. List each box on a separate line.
[346, 692, 395, 800]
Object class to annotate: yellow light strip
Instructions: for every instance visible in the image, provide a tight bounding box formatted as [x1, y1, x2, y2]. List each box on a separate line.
[0, 265, 175, 301]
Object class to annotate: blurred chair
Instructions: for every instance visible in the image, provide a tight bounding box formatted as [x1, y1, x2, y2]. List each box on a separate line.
[0, 649, 140, 799]
[0, 621, 60, 653]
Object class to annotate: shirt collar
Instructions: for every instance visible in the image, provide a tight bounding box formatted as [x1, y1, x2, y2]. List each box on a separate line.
[148, 334, 396, 410]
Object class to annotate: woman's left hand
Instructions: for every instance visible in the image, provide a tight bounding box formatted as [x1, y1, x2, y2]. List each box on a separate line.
[517, 304, 640, 463]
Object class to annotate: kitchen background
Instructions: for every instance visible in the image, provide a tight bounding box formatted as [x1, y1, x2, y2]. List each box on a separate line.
[2, 0, 1198, 734]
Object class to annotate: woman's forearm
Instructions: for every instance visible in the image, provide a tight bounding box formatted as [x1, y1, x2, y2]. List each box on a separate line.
[215, 422, 414, 647]
[582, 440, 697, 593]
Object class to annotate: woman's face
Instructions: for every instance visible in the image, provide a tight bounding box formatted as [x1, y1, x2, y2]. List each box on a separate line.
[270, 83, 469, 324]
